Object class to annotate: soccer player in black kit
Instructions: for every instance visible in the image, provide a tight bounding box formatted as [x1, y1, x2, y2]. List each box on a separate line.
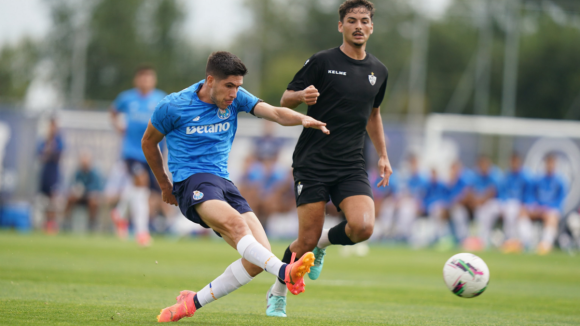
[265, 0, 393, 317]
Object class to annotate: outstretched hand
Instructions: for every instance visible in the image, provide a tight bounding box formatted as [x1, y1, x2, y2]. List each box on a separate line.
[376, 156, 393, 188]
[302, 116, 330, 135]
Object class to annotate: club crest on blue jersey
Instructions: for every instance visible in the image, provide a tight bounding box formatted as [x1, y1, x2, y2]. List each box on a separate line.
[193, 190, 204, 200]
[368, 72, 376, 86]
[217, 108, 231, 120]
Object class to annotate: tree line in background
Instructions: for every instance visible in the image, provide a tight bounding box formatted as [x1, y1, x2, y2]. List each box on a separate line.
[0, 0, 579, 120]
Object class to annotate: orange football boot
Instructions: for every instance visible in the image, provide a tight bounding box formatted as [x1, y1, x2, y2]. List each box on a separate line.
[157, 290, 196, 322]
[284, 252, 315, 295]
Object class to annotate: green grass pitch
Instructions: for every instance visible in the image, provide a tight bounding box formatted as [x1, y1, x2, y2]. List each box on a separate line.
[1, 231, 579, 325]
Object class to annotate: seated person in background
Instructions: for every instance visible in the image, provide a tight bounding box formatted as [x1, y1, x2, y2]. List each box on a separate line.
[500, 152, 533, 253]
[63, 152, 103, 232]
[520, 153, 567, 255]
[423, 168, 449, 245]
[395, 154, 427, 241]
[254, 120, 285, 162]
[470, 155, 502, 249]
[447, 160, 474, 245]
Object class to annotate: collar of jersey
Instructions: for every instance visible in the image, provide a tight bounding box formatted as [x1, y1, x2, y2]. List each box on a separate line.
[191, 79, 218, 108]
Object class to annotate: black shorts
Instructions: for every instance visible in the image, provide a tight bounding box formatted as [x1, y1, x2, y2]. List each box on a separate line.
[124, 159, 161, 192]
[293, 168, 373, 211]
[172, 173, 252, 230]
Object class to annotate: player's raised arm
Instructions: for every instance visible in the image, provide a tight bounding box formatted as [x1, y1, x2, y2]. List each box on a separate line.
[280, 85, 320, 109]
[141, 121, 177, 206]
[252, 101, 329, 135]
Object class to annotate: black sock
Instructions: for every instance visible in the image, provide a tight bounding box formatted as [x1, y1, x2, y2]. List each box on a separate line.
[328, 220, 355, 246]
[193, 294, 202, 310]
[276, 246, 293, 284]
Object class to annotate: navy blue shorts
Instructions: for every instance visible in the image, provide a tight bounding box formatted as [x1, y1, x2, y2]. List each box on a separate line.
[125, 159, 161, 192]
[172, 173, 252, 230]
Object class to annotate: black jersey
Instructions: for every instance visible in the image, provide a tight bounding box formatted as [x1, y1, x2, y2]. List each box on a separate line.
[288, 47, 388, 175]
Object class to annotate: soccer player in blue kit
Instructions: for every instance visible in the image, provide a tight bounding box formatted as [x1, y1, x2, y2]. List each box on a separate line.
[111, 65, 167, 246]
[141, 52, 330, 322]
[520, 153, 567, 255]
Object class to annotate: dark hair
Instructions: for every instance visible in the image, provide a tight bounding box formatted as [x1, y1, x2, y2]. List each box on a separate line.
[135, 64, 156, 76]
[339, 0, 375, 22]
[206, 51, 248, 80]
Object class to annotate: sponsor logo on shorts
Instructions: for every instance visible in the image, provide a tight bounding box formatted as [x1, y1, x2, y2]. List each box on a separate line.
[297, 182, 303, 196]
[217, 108, 231, 120]
[193, 190, 204, 200]
[186, 122, 230, 135]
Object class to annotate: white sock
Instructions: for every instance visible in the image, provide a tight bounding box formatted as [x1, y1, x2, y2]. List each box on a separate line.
[476, 202, 498, 247]
[197, 259, 253, 307]
[317, 229, 331, 249]
[542, 225, 557, 246]
[130, 186, 150, 235]
[397, 198, 417, 239]
[518, 217, 534, 248]
[270, 279, 288, 297]
[236, 235, 284, 277]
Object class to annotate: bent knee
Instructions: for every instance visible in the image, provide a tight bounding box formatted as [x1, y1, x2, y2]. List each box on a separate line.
[349, 223, 374, 242]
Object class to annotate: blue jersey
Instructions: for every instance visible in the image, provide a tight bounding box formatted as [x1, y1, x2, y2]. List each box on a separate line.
[113, 88, 167, 162]
[423, 180, 448, 210]
[500, 169, 532, 202]
[472, 167, 502, 198]
[151, 80, 260, 182]
[527, 174, 567, 210]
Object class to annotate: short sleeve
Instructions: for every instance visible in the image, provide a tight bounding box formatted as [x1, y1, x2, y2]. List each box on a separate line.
[151, 99, 176, 135]
[287, 55, 322, 91]
[373, 73, 388, 108]
[113, 92, 128, 113]
[235, 87, 260, 113]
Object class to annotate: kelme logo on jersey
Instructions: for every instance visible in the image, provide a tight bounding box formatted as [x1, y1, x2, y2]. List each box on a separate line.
[217, 108, 231, 120]
[186, 122, 230, 135]
[193, 190, 204, 200]
[368, 72, 376, 86]
[192, 116, 200, 121]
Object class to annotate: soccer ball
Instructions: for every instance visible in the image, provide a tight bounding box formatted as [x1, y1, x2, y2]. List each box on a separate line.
[443, 253, 489, 298]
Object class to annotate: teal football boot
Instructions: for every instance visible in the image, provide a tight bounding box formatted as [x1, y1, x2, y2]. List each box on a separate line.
[308, 247, 326, 280]
[266, 285, 287, 317]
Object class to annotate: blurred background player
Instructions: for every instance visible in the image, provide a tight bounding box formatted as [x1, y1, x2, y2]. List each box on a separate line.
[469, 155, 502, 250]
[396, 154, 427, 242]
[62, 152, 103, 232]
[110, 65, 166, 246]
[422, 168, 449, 246]
[37, 118, 64, 234]
[447, 160, 473, 246]
[500, 153, 532, 253]
[519, 154, 567, 255]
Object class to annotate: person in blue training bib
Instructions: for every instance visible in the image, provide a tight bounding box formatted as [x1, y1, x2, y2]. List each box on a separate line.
[395, 154, 428, 242]
[470, 155, 503, 249]
[447, 160, 475, 245]
[110, 65, 167, 246]
[499, 152, 533, 253]
[519, 153, 567, 255]
[142, 51, 330, 322]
